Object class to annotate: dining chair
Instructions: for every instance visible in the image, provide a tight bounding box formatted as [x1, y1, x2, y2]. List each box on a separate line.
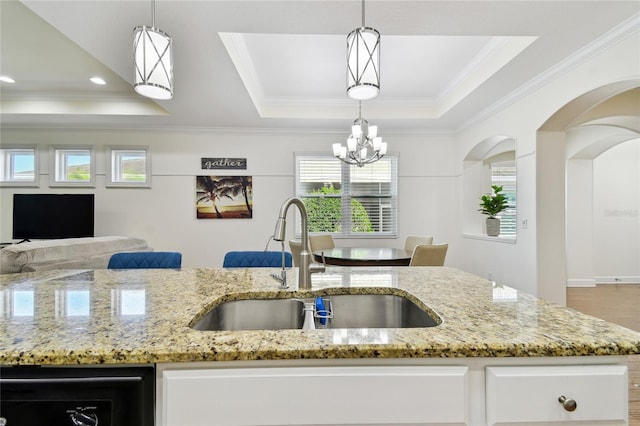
[409, 244, 448, 266]
[404, 235, 433, 253]
[222, 251, 292, 268]
[309, 234, 335, 253]
[108, 251, 182, 269]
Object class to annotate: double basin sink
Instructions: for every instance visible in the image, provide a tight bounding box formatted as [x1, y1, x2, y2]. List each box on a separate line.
[191, 293, 441, 331]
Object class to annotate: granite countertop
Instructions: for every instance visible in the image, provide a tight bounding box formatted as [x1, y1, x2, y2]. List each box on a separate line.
[1, 266, 639, 365]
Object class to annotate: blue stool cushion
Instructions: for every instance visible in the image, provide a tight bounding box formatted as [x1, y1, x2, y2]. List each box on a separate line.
[223, 251, 292, 268]
[108, 252, 182, 269]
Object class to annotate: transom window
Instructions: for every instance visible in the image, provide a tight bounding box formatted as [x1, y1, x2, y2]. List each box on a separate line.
[106, 146, 151, 187]
[0, 146, 38, 186]
[295, 154, 398, 238]
[51, 146, 95, 187]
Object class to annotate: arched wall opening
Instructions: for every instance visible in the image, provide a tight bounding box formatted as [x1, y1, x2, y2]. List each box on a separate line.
[463, 135, 517, 238]
[536, 84, 640, 304]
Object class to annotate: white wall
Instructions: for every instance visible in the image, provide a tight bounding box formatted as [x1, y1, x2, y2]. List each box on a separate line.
[593, 139, 640, 281]
[566, 159, 595, 286]
[455, 26, 640, 303]
[0, 129, 461, 268]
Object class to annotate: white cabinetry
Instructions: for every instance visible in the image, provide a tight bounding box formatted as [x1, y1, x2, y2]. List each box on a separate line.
[486, 365, 628, 425]
[162, 366, 469, 426]
[158, 358, 630, 426]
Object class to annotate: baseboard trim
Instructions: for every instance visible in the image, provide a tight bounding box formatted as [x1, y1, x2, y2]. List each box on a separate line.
[594, 276, 640, 284]
[567, 279, 596, 288]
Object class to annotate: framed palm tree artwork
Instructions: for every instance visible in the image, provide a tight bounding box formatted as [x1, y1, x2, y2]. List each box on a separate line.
[196, 176, 253, 219]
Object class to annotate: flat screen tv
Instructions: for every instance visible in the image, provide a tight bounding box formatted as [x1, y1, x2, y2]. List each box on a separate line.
[13, 194, 95, 241]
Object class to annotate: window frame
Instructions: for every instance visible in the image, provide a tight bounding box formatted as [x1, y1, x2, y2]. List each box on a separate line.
[50, 145, 95, 187]
[106, 146, 151, 188]
[490, 160, 517, 237]
[0, 145, 39, 187]
[294, 153, 398, 239]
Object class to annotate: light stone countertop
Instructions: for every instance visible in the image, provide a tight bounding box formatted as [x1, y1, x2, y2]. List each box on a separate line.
[1, 266, 639, 365]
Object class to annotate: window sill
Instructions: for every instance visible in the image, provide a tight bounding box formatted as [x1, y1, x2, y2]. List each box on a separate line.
[463, 233, 517, 244]
[0, 181, 39, 188]
[106, 182, 152, 188]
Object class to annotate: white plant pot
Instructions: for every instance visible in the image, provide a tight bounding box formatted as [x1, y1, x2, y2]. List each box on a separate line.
[486, 217, 501, 237]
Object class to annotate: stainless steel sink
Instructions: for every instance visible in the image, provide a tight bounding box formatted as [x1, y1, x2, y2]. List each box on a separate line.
[191, 293, 440, 331]
[191, 298, 305, 331]
[326, 294, 440, 328]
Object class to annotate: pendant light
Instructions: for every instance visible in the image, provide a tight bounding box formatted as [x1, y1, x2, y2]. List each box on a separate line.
[346, 0, 380, 100]
[133, 0, 173, 100]
[333, 102, 387, 167]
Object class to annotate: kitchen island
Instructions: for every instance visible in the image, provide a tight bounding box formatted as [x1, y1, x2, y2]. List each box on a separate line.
[1, 266, 639, 425]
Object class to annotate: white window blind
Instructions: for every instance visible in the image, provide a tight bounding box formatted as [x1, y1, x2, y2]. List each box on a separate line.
[491, 161, 516, 237]
[295, 154, 398, 238]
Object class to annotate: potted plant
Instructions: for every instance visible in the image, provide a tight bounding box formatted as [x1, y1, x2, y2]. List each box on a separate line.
[478, 185, 508, 236]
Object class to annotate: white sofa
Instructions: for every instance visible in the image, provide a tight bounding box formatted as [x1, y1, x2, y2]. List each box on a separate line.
[0, 236, 152, 274]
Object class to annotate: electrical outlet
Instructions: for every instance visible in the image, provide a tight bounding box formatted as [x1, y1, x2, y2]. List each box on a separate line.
[521, 219, 528, 229]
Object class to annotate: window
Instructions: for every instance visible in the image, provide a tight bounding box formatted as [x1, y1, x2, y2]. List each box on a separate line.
[106, 146, 151, 187]
[295, 154, 398, 238]
[462, 135, 517, 241]
[50, 146, 95, 187]
[491, 161, 516, 237]
[0, 145, 38, 186]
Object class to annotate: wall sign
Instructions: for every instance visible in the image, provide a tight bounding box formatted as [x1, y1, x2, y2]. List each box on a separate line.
[201, 157, 247, 170]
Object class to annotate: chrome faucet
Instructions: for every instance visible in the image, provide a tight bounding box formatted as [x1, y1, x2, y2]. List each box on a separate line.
[272, 197, 325, 289]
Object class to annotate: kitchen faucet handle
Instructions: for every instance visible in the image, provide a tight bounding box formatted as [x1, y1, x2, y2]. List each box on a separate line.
[270, 270, 288, 289]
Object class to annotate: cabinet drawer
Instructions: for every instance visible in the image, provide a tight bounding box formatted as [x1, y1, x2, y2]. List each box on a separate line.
[163, 366, 468, 425]
[486, 365, 627, 425]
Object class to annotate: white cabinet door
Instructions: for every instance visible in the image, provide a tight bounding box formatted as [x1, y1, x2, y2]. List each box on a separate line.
[486, 365, 628, 425]
[163, 366, 469, 425]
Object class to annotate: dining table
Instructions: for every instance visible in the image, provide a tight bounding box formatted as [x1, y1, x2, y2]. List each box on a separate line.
[313, 247, 412, 267]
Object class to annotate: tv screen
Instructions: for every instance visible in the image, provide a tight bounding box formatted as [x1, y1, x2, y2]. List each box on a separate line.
[13, 194, 95, 240]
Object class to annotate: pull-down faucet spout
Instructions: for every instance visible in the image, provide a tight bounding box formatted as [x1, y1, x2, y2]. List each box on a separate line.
[273, 197, 325, 289]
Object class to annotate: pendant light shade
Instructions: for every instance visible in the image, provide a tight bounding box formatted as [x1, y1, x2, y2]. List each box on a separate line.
[347, 27, 380, 100]
[133, 1, 173, 100]
[346, 0, 380, 101]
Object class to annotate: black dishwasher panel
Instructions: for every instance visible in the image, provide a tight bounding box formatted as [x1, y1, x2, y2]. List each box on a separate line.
[0, 366, 154, 426]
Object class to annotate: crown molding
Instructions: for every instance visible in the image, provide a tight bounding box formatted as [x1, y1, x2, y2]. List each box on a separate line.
[460, 12, 640, 132]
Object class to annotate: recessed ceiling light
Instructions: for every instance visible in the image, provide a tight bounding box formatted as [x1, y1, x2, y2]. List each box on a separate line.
[90, 77, 106, 85]
[0, 76, 16, 83]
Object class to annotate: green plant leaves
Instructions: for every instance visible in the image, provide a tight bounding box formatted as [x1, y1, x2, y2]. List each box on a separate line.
[478, 185, 509, 217]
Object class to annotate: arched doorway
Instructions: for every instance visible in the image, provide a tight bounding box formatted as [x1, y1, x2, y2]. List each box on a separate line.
[536, 83, 639, 304]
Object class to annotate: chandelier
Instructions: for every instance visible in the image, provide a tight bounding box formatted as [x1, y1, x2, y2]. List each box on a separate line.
[333, 102, 387, 168]
[133, 0, 173, 100]
[346, 0, 380, 100]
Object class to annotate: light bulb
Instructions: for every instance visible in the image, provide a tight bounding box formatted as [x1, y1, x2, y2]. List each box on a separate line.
[347, 137, 357, 152]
